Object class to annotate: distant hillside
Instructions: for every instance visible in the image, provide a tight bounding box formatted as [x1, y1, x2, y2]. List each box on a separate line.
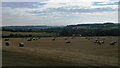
[2, 25, 64, 32]
[67, 23, 119, 29]
[2, 23, 120, 36]
[2, 26, 59, 29]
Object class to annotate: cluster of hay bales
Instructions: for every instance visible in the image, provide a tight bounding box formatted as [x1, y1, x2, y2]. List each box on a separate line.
[3, 37, 117, 47]
[94, 38, 104, 45]
[110, 41, 117, 45]
[27, 38, 39, 41]
[98, 41, 104, 45]
[4, 38, 25, 47]
[33, 38, 38, 40]
[93, 38, 118, 46]
[5, 42, 24, 47]
[5, 38, 10, 46]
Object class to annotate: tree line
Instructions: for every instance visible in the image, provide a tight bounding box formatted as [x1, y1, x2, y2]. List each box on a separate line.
[2, 23, 120, 37]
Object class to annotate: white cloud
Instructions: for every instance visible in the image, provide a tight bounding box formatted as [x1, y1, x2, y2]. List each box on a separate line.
[92, 5, 118, 9]
[33, 0, 119, 13]
[2, 0, 119, 26]
[2, 6, 118, 26]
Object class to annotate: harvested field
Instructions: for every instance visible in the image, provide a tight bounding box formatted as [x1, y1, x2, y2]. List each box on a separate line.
[2, 37, 118, 66]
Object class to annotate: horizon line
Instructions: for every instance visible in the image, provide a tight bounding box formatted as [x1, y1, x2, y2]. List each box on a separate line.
[1, 22, 119, 27]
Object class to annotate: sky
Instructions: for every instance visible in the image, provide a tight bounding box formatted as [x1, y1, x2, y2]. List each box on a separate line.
[2, 0, 119, 26]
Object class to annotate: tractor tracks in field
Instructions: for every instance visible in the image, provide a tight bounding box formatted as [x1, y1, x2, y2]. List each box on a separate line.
[3, 46, 118, 66]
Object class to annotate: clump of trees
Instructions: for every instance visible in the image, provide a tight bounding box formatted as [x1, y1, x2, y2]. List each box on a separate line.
[59, 27, 120, 36]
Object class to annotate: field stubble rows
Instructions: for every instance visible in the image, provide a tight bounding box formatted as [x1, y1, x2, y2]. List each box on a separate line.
[2, 37, 118, 66]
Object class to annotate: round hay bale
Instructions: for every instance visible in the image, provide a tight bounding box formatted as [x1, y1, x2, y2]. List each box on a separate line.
[52, 38, 55, 41]
[5, 41, 10, 46]
[66, 41, 71, 44]
[19, 42, 24, 47]
[4, 38, 9, 41]
[27, 38, 32, 41]
[110, 41, 117, 45]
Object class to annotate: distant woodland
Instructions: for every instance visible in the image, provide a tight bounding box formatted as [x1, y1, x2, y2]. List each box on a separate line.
[2, 23, 120, 37]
